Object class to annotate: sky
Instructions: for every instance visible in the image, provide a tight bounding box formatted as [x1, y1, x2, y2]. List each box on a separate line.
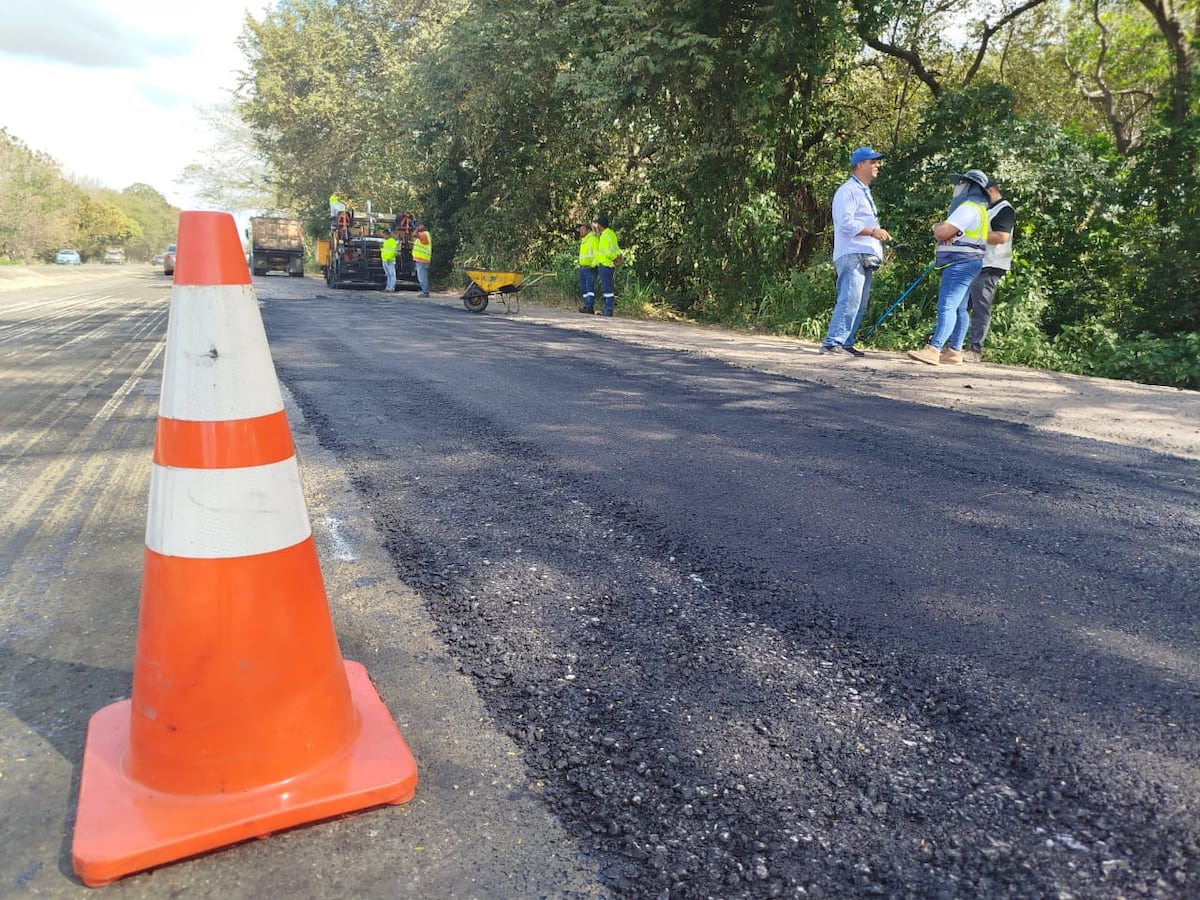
[0, 0, 264, 210]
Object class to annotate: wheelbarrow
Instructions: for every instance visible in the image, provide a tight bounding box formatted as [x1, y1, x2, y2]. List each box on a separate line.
[461, 268, 555, 313]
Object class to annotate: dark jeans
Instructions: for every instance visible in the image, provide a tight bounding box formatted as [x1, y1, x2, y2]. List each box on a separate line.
[598, 265, 615, 315]
[967, 267, 1006, 351]
[579, 266, 596, 309]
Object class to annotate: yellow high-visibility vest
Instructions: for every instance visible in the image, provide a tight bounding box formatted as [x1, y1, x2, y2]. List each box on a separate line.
[594, 228, 621, 267]
[936, 200, 989, 265]
[579, 232, 598, 267]
[412, 231, 432, 263]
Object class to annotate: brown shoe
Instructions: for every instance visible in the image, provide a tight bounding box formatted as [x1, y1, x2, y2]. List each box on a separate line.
[940, 347, 964, 365]
[963, 349, 982, 364]
[907, 344, 942, 366]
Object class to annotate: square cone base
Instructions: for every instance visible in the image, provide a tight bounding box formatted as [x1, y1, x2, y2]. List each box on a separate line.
[72, 661, 417, 887]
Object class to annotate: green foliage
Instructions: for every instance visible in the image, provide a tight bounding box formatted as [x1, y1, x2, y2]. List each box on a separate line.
[229, 0, 1198, 395]
[1120, 113, 1200, 333]
[0, 129, 77, 262]
[1056, 324, 1200, 389]
[107, 184, 178, 261]
[0, 129, 180, 263]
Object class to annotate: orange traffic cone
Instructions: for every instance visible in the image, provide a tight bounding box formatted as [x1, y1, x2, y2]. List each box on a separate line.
[72, 211, 417, 887]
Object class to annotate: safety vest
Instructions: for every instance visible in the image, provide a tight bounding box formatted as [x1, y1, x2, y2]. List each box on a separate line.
[380, 237, 398, 262]
[982, 199, 1014, 271]
[412, 231, 432, 263]
[935, 200, 988, 266]
[594, 228, 621, 267]
[579, 232, 598, 268]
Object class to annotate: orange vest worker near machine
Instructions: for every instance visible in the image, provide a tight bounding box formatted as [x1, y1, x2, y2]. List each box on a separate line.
[412, 223, 432, 297]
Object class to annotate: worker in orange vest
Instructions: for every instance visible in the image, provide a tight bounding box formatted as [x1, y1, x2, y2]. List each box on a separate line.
[412, 222, 432, 297]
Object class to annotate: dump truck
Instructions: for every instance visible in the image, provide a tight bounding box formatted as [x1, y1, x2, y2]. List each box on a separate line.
[324, 207, 419, 291]
[247, 217, 305, 277]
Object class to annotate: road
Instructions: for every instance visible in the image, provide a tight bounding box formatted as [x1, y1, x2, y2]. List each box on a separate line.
[2, 268, 1197, 898]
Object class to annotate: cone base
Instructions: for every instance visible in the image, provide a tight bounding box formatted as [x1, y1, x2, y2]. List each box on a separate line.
[72, 661, 417, 887]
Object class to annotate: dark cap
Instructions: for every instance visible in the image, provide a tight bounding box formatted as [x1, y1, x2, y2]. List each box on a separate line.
[850, 146, 885, 167]
[594, 214, 609, 228]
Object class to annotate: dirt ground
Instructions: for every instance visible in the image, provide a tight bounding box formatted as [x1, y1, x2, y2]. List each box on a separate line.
[500, 296, 1200, 463]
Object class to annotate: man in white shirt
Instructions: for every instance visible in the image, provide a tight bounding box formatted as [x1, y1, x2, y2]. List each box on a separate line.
[821, 146, 892, 357]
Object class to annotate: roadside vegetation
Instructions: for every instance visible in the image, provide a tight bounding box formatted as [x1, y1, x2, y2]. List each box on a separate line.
[231, 0, 1197, 389]
[0, 129, 179, 265]
[3, 2, 1196, 389]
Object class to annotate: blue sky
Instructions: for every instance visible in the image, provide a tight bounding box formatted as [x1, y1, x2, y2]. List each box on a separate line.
[0, 0, 262, 209]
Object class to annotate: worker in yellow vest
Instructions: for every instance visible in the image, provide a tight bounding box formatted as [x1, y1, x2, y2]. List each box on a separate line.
[577, 222, 598, 314]
[412, 222, 432, 297]
[908, 169, 990, 366]
[380, 228, 399, 293]
[592, 215, 623, 317]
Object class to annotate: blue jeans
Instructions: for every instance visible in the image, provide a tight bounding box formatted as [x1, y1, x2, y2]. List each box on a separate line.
[382, 259, 396, 291]
[597, 265, 615, 315]
[415, 261, 430, 294]
[579, 266, 596, 309]
[824, 254, 874, 348]
[930, 258, 983, 350]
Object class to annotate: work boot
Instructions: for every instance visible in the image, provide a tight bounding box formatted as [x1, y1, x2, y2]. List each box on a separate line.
[578, 305, 594, 314]
[907, 344, 942, 366]
[939, 347, 964, 365]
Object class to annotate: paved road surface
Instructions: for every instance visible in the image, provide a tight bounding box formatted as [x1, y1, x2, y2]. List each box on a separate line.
[1, 268, 1197, 897]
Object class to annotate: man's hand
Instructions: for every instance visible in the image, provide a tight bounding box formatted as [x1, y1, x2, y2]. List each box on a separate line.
[932, 222, 960, 242]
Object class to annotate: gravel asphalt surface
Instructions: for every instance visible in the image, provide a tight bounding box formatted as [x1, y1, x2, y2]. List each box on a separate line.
[256, 276, 1199, 899]
[1, 267, 1197, 899]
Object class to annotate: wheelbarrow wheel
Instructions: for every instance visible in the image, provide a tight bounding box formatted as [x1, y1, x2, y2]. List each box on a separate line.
[462, 284, 489, 313]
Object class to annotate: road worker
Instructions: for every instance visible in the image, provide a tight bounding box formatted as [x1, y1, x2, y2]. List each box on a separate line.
[577, 222, 598, 314]
[412, 222, 432, 297]
[380, 228, 399, 292]
[592, 215, 623, 317]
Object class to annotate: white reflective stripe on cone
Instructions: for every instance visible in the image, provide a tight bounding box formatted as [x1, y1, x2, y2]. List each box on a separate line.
[145, 458, 312, 558]
[160, 284, 285, 422]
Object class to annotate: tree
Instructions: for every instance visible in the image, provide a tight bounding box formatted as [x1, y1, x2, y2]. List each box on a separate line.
[0, 129, 77, 262]
[110, 184, 180, 261]
[179, 101, 277, 214]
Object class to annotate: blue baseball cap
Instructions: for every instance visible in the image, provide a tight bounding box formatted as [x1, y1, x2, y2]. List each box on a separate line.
[850, 146, 885, 167]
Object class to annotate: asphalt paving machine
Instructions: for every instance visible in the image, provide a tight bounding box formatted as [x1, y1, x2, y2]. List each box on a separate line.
[321, 207, 419, 291]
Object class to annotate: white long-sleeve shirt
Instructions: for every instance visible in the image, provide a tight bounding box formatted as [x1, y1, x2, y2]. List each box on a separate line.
[832, 176, 883, 262]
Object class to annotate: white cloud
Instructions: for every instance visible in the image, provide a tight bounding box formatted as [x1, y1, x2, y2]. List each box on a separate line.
[0, 0, 263, 209]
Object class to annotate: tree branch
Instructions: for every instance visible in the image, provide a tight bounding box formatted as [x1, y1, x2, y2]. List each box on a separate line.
[963, 0, 1052, 84]
[861, 34, 943, 99]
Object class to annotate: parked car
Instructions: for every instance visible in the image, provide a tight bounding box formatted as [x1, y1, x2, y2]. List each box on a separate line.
[103, 248, 125, 264]
[163, 244, 176, 276]
[55, 249, 81, 265]
[151, 253, 164, 266]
